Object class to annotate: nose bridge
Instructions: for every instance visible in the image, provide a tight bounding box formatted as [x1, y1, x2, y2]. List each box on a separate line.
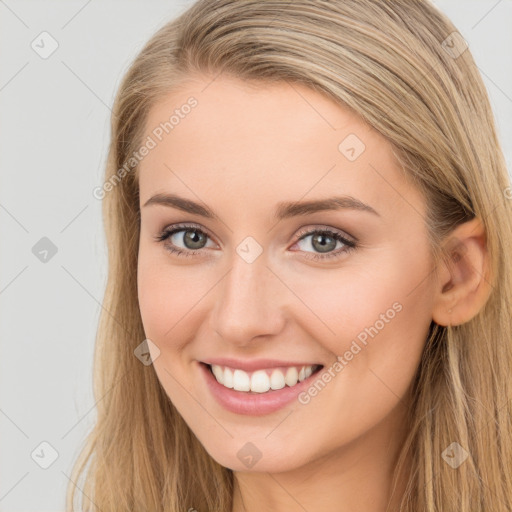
[211, 246, 284, 345]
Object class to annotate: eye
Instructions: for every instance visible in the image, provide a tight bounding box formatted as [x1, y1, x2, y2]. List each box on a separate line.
[154, 223, 216, 258]
[154, 223, 358, 261]
[292, 227, 357, 261]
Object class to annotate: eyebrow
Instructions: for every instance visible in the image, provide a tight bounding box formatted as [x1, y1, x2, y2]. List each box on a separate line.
[143, 193, 380, 219]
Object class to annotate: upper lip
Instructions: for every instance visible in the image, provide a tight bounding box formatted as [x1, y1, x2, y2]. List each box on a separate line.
[200, 358, 323, 372]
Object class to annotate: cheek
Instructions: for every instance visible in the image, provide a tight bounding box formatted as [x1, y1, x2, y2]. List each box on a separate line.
[288, 248, 433, 366]
[136, 254, 207, 403]
[286, 252, 433, 445]
[137, 259, 175, 341]
[137, 250, 215, 347]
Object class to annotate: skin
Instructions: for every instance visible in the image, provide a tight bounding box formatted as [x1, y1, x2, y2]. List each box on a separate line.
[136, 73, 490, 511]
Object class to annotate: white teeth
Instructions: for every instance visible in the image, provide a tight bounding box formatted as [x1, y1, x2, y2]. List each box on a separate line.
[251, 370, 270, 393]
[284, 367, 299, 386]
[270, 369, 285, 390]
[233, 369, 250, 391]
[211, 365, 224, 384]
[223, 367, 234, 388]
[209, 364, 319, 393]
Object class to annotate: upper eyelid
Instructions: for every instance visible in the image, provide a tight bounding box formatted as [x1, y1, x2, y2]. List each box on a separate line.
[295, 225, 356, 242]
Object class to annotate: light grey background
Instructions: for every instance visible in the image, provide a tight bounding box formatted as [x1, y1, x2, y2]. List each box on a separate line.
[0, 1, 511, 510]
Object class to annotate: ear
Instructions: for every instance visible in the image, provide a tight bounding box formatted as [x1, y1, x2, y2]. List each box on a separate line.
[432, 217, 492, 327]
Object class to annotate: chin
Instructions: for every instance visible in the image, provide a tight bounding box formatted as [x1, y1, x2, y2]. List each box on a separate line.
[203, 438, 312, 474]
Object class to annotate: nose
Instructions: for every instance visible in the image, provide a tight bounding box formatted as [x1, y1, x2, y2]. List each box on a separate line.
[210, 248, 286, 347]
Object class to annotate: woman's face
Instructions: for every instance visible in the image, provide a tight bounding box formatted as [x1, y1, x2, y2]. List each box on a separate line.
[137, 73, 436, 473]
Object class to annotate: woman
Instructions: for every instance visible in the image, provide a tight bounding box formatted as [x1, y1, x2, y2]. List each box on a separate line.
[68, 1, 512, 510]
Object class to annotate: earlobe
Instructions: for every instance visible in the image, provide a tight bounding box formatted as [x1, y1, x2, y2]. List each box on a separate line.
[432, 217, 492, 327]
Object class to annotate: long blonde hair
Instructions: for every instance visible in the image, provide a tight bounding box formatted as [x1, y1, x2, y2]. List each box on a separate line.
[67, 1, 512, 510]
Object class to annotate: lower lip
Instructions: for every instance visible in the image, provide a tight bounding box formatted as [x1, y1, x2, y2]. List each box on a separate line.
[198, 362, 322, 416]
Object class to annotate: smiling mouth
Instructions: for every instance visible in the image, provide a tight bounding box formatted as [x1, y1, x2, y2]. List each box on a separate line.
[204, 362, 324, 393]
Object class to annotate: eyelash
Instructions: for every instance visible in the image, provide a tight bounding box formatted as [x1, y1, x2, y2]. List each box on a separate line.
[153, 223, 358, 261]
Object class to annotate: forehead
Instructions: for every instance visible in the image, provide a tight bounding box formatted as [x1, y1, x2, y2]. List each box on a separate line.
[138, 74, 425, 223]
